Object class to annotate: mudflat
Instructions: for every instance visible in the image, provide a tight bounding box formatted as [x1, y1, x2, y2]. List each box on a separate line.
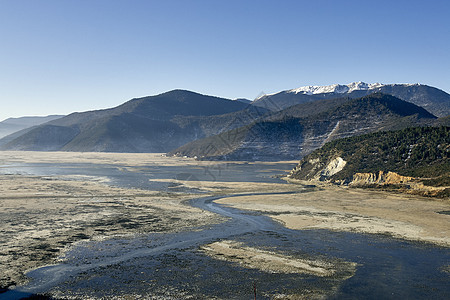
[0, 169, 220, 288]
[210, 181, 449, 246]
[0, 150, 298, 167]
[0, 151, 448, 294]
[155, 179, 450, 247]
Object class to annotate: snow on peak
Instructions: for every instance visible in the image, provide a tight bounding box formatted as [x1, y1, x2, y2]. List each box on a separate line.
[288, 82, 384, 95]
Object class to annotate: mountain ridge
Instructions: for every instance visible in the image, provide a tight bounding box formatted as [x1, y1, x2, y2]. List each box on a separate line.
[1, 84, 449, 156]
[170, 93, 438, 160]
[0, 90, 254, 152]
[0, 115, 63, 139]
[253, 82, 450, 117]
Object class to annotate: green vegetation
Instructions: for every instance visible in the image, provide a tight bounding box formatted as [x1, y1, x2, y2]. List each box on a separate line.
[305, 126, 449, 181]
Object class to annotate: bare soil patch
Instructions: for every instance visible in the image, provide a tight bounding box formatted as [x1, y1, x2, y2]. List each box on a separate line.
[214, 185, 450, 246]
[200, 240, 356, 277]
[156, 178, 450, 246]
[0, 174, 219, 289]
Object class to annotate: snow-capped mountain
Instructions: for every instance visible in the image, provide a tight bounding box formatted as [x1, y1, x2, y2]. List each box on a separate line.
[252, 82, 449, 117]
[288, 82, 385, 95]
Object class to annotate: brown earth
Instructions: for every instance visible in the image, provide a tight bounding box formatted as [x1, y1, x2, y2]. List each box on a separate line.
[154, 178, 450, 246]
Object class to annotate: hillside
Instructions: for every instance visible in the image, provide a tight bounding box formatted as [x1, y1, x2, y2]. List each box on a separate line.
[288, 126, 450, 197]
[2, 86, 447, 156]
[0, 115, 63, 139]
[170, 93, 437, 160]
[252, 82, 450, 117]
[0, 90, 259, 152]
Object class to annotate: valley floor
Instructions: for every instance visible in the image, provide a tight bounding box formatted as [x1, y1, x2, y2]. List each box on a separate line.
[159, 178, 450, 246]
[0, 151, 448, 295]
[0, 174, 220, 289]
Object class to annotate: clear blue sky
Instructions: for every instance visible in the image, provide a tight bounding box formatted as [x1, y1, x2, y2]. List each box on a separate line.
[1, 0, 449, 121]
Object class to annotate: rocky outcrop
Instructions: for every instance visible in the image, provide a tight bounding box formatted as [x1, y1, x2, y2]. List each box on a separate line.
[319, 157, 347, 180]
[349, 171, 449, 197]
[349, 171, 414, 186]
[289, 156, 346, 181]
[291, 167, 448, 198]
[288, 126, 449, 198]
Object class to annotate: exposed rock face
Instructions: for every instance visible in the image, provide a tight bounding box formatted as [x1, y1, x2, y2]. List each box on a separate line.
[319, 157, 347, 180]
[290, 162, 448, 197]
[349, 171, 414, 186]
[348, 171, 448, 197]
[289, 156, 346, 181]
[288, 126, 449, 197]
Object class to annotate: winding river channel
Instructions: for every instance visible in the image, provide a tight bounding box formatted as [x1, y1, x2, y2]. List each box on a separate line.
[2, 161, 449, 299]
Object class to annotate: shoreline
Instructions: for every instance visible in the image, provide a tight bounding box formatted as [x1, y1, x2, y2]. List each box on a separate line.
[0, 173, 221, 289]
[0, 151, 448, 294]
[0, 150, 298, 167]
[214, 184, 450, 247]
[151, 177, 450, 246]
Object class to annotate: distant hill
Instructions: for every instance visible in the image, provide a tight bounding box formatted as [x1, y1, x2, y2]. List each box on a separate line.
[0, 115, 63, 139]
[234, 98, 252, 104]
[2, 85, 448, 156]
[252, 82, 450, 117]
[288, 126, 449, 197]
[0, 90, 260, 152]
[170, 93, 437, 160]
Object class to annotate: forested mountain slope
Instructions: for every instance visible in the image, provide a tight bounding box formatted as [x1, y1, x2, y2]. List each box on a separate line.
[288, 126, 449, 197]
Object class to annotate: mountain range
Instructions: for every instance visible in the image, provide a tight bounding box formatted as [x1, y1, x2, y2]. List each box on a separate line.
[253, 82, 450, 117]
[170, 93, 439, 160]
[0, 90, 261, 152]
[0, 115, 63, 139]
[1, 82, 449, 160]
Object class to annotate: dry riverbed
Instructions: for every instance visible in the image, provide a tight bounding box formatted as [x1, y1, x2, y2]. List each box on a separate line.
[160, 179, 450, 246]
[0, 174, 220, 289]
[0, 151, 295, 291]
[200, 240, 356, 277]
[0, 151, 448, 298]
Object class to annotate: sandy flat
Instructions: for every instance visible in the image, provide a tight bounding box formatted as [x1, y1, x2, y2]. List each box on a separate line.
[213, 184, 450, 246]
[0, 174, 220, 289]
[0, 150, 297, 167]
[200, 240, 356, 277]
[1, 151, 448, 294]
[149, 178, 450, 246]
[150, 178, 303, 194]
